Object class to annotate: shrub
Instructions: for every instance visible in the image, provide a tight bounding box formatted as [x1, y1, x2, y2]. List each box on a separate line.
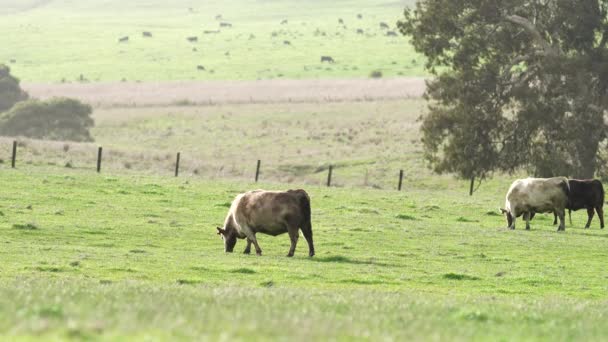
[369, 70, 383, 78]
[0, 64, 28, 112]
[0, 97, 94, 142]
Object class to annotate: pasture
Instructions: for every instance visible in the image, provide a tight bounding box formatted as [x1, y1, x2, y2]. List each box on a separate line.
[1, 166, 608, 340]
[0, 0, 422, 82]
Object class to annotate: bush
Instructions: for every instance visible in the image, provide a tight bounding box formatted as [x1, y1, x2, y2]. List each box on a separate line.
[369, 70, 383, 78]
[0, 97, 94, 142]
[0, 64, 28, 112]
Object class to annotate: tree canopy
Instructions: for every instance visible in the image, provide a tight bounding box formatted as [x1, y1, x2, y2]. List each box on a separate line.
[0, 97, 94, 142]
[399, 0, 608, 180]
[0, 64, 28, 113]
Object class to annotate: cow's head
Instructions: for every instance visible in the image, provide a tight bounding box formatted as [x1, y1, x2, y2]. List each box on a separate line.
[499, 208, 513, 228]
[216, 226, 237, 253]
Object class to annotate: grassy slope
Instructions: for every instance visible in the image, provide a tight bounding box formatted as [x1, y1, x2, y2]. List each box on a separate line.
[0, 0, 422, 82]
[1, 166, 608, 340]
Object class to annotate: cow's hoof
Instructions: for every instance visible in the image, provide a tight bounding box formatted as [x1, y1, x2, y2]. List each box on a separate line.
[243, 250, 251, 254]
[256, 252, 262, 256]
[309, 252, 315, 257]
[585, 226, 590, 229]
[286, 253, 294, 257]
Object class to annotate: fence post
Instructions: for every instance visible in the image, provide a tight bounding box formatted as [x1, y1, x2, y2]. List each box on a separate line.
[175, 152, 181, 177]
[97, 147, 103, 173]
[327, 165, 333, 187]
[398, 169, 404, 191]
[255, 160, 261, 182]
[469, 176, 475, 196]
[11, 141, 17, 168]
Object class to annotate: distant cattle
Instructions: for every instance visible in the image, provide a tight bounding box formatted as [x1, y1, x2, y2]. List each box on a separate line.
[357, 14, 363, 19]
[142, 31, 152, 37]
[550, 179, 605, 229]
[283, 40, 291, 45]
[380, 22, 390, 29]
[217, 189, 315, 257]
[356, 29, 364, 34]
[338, 18, 344, 24]
[118, 36, 129, 43]
[320, 56, 335, 63]
[215, 14, 223, 20]
[386, 31, 398, 36]
[281, 19, 288, 25]
[196, 65, 205, 70]
[9, 59, 15, 63]
[220, 22, 232, 28]
[187, 36, 198, 42]
[500, 177, 570, 231]
[204, 30, 220, 34]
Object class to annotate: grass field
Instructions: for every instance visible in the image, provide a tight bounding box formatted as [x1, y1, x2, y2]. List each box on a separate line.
[0, 0, 422, 82]
[0, 98, 430, 189]
[1, 166, 608, 340]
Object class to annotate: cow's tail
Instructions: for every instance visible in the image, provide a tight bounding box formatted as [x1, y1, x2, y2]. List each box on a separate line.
[560, 178, 570, 198]
[598, 180, 605, 207]
[294, 189, 314, 257]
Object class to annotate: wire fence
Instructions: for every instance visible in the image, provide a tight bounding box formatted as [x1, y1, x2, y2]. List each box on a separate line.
[2, 138, 416, 191]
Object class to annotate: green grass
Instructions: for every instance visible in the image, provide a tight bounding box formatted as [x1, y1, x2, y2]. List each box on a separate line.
[1, 166, 608, 340]
[0, 0, 423, 82]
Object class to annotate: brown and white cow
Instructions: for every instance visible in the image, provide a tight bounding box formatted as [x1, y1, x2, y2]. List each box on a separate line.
[500, 177, 570, 231]
[216, 189, 314, 257]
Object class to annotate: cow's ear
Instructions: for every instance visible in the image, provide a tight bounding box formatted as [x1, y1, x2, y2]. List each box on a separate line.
[216, 227, 225, 235]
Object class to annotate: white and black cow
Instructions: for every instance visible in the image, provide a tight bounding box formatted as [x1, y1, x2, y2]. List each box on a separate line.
[217, 189, 314, 257]
[500, 177, 570, 231]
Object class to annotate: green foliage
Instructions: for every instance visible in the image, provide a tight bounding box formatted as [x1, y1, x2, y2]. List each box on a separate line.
[0, 97, 94, 142]
[399, 1, 608, 179]
[0, 64, 28, 112]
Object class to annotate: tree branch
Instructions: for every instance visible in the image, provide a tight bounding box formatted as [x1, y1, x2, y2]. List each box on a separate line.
[505, 15, 559, 56]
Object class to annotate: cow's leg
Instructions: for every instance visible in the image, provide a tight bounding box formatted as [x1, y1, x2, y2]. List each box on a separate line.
[508, 212, 516, 230]
[243, 239, 252, 254]
[558, 210, 566, 231]
[300, 221, 315, 257]
[597, 206, 605, 229]
[524, 212, 531, 230]
[553, 212, 557, 225]
[286, 227, 299, 257]
[585, 207, 595, 229]
[244, 232, 262, 256]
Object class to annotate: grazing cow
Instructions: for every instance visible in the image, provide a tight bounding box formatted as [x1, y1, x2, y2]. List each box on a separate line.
[217, 189, 315, 257]
[281, 19, 288, 25]
[215, 14, 223, 20]
[187, 36, 198, 42]
[283, 40, 291, 45]
[338, 18, 344, 24]
[500, 177, 569, 231]
[550, 179, 605, 229]
[142, 31, 152, 37]
[204, 30, 220, 34]
[356, 29, 364, 34]
[386, 31, 398, 37]
[320, 56, 335, 63]
[196, 65, 205, 70]
[220, 22, 232, 28]
[357, 14, 363, 19]
[379, 22, 390, 29]
[118, 36, 129, 43]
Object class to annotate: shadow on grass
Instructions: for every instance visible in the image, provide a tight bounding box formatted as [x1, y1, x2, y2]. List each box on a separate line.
[312, 255, 397, 267]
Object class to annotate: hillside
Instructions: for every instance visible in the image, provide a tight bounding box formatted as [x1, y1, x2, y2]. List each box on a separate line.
[0, 0, 422, 82]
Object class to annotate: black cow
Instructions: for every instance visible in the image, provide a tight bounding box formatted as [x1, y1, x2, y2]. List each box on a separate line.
[551, 179, 605, 229]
